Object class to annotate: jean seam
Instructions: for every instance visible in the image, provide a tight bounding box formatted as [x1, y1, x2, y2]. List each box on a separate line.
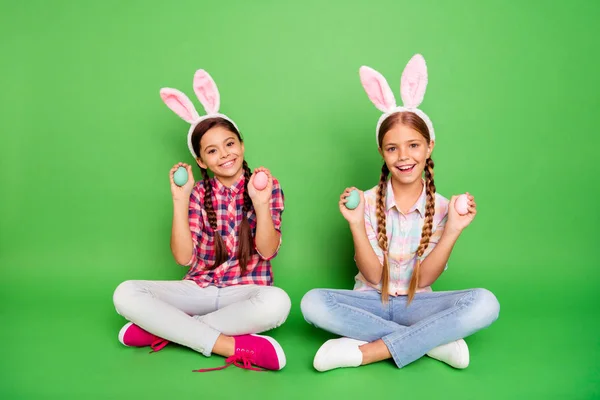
[383, 290, 475, 367]
[387, 290, 474, 345]
[324, 291, 395, 331]
[382, 336, 405, 368]
[326, 290, 383, 301]
[385, 304, 465, 368]
[453, 289, 475, 308]
[215, 287, 221, 309]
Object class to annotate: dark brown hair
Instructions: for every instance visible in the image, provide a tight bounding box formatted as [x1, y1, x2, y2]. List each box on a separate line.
[191, 118, 254, 274]
[376, 112, 436, 304]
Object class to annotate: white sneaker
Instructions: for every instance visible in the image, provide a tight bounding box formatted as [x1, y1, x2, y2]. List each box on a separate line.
[426, 339, 470, 369]
[313, 337, 367, 372]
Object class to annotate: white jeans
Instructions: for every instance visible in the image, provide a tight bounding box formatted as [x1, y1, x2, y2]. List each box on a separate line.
[113, 280, 292, 357]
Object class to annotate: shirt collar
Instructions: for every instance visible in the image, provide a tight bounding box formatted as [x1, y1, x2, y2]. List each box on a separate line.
[213, 172, 246, 196]
[385, 178, 427, 217]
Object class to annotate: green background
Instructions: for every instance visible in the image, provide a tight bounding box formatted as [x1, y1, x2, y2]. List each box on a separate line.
[1, 0, 598, 398]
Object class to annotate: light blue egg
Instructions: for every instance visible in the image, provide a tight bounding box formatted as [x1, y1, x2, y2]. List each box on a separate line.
[345, 189, 360, 210]
[173, 166, 188, 186]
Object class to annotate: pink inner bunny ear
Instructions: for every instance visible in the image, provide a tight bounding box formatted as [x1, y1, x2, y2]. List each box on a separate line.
[359, 66, 396, 112]
[193, 70, 220, 115]
[160, 88, 200, 123]
[400, 54, 428, 108]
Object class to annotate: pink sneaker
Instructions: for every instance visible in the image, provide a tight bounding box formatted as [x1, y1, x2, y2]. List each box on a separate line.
[194, 334, 286, 372]
[118, 322, 169, 352]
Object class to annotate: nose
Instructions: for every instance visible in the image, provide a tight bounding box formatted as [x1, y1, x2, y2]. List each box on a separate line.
[398, 147, 409, 160]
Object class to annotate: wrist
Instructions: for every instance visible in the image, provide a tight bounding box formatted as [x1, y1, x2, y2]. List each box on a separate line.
[253, 202, 270, 214]
[173, 198, 190, 208]
[349, 220, 365, 232]
[442, 227, 461, 240]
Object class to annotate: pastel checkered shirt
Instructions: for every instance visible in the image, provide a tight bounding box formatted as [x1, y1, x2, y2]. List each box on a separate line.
[183, 173, 284, 288]
[354, 179, 449, 296]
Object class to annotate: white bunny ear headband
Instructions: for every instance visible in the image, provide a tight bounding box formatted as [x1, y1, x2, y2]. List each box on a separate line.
[359, 54, 435, 145]
[160, 69, 239, 159]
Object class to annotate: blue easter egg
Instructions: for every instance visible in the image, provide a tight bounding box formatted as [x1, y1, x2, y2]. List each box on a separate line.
[173, 166, 188, 186]
[345, 189, 360, 210]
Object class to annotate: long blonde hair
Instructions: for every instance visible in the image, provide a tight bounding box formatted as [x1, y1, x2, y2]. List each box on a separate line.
[376, 112, 436, 304]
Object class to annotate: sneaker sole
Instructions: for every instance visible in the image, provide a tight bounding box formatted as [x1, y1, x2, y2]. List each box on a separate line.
[251, 334, 286, 370]
[313, 339, 337, 372]
[455, 339, 470, 369]
[313, 338, 366, 372]
[118, 322, 134, 346]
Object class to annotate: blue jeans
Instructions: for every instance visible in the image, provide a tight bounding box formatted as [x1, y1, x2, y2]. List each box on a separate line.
[301, 288, 500, 368]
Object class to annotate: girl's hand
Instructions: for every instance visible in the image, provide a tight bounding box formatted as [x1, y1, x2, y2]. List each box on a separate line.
[446, 192, 477, 235]
[339, 187, 365, 226]
[170, 162, 195, 203]
[247, 166, 273, 206]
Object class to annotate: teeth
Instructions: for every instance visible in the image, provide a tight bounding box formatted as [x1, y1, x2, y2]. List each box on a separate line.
[399, 165, 413, 170]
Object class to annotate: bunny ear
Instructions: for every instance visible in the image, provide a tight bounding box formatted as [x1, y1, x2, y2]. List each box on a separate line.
[193, 69, 220, 115]
[359, 66, 396, 112]
[160, 88, 200, 123]
[400, 54, 428, 108]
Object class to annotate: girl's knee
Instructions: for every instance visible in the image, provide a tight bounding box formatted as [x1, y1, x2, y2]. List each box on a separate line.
[113, 280, 141, 316]
[300, 289, 329, 326]
[468, 288, 500, 328]
[257, 287, 292, 325]
[271, 287, 292, 321]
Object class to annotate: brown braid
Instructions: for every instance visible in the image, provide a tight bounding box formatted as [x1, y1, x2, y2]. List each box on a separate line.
[191, 117, 256, 276]
[375, 163, 391, 303]
[237, 160, 255, 274]
[407, 157, 436, 304]
[200, 167, 228, 269]
[377, 111, 435, 305]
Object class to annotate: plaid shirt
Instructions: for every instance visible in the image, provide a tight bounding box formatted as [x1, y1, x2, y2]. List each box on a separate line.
[354, 179, 449, 296]
[183, 173, 284, 288]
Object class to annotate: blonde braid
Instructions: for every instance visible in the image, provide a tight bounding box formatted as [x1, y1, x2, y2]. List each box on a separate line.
[376, 163, 390, 303]
[407, 157, 436, 304]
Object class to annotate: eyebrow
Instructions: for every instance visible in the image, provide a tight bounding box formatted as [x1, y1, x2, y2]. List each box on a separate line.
[203, 136, 236, 150]
[384, 139, 421, 146]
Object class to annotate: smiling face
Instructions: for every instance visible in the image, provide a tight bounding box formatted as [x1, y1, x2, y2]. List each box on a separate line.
[191, 118, 245, 186]
[197, 125, 245, 179]
[377, 112, 434, 187]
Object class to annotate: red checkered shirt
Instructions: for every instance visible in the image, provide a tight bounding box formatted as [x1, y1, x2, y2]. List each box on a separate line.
[182, 173, 284, 287]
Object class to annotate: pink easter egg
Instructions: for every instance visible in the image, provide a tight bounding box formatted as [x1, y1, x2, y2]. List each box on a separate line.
[253, 171, 268, 190]
[455, 194, 469, 215]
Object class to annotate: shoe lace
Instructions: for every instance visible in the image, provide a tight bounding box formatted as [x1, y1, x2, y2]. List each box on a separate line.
[193, 348, 264, 372]
[149, 338, 169, 353]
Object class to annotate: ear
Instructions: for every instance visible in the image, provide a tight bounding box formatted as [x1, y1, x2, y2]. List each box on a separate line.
[160, 88, 200, 123]
[427, 139, 435, 157]
[195, 156, 207, 170]
[359, 66, 396, 112]
[400, 54, 428, 108]
[193, 69, 220, 115]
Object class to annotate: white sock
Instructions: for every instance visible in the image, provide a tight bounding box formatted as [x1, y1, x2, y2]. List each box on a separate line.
[313, 338, 367, 372]
[426, 339, 470, 369]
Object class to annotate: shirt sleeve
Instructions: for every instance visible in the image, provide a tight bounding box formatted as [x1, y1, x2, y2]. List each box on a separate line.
[269, 178, 284, 233]
[255, 178, 285, 260]
[363, 195, 385, 265]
